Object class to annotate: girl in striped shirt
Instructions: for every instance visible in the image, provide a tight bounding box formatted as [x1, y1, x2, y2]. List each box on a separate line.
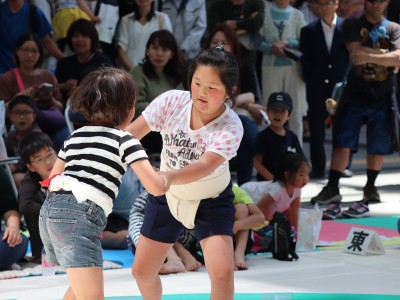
[39, 67, 169, 300]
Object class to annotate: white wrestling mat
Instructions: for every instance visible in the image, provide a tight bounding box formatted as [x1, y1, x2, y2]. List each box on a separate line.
[1, 170, 400, 299]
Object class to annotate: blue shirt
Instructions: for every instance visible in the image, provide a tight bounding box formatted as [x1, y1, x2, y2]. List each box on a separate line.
[0, 1, 53, 74]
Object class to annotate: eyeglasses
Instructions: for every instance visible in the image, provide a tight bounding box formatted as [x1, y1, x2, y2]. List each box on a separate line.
[10, 110, 34, 117]
[19, 47, 40, 54]
[366, 0, 386, 3]
[31, 152, 56, 165]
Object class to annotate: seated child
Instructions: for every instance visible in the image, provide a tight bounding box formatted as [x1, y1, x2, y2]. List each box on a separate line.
[5, 96, 42, 187]
[18, 132, 57, 263]
[253, 92, 304, 181]
[128, 190, 203, 274]
[232, 184, 265, 270]
[241, 152, 310, 252]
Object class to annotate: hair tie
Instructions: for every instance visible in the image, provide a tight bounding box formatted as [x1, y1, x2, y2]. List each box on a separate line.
[215, 45, 224, 51]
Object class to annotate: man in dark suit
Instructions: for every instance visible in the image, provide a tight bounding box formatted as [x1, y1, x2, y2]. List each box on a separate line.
[300, 0, 349, 178]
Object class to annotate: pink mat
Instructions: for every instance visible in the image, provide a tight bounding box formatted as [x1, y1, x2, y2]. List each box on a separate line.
[319, 220, 399, 242]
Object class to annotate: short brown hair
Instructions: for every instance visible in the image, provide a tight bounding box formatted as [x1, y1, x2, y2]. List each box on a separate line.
[69, 67, 137, 126]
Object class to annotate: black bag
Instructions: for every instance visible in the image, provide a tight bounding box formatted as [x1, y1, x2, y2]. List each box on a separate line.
[269, 212, 299, 261]
[283, 48, 302, 62]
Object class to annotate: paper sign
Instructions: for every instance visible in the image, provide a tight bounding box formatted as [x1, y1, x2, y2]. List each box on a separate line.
[343, 227, 385, 255]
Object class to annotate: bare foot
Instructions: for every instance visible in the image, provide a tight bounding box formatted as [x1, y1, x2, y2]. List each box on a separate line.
[159, 259, 186, 275]
[181, 255, 202, 271]
[234, 253, 248, 271]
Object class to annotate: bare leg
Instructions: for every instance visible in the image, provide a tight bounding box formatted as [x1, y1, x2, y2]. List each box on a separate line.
[366, 154, 383, 171]
[200, 235, 234, 300]
[132, 235, 172, 300]
[101, 230, 128, 249]
[174, 242, 202, 271]
[65, 267, 104, 300]
[159, 247, 186, 274]
[234, 230, 249, 271]
[63, 286, 76, 300]
[330, 147, 350, 172]
[233, 204, 250, 270]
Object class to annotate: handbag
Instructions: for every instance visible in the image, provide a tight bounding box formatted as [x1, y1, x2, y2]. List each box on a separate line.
[296, 204, 322, 252]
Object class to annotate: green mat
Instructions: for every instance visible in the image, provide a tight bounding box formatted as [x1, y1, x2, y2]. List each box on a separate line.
[105, 293, 400, 300]
[335, 215, 400, 230]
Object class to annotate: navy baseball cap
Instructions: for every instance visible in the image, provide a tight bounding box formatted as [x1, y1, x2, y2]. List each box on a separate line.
[267, 92, 293, 112]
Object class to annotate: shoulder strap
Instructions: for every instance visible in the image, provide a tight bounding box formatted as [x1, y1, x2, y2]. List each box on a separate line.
[13, 68, 25, 92]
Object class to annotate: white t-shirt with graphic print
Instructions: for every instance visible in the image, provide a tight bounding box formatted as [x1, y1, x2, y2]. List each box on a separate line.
[142, 90, 243, 175]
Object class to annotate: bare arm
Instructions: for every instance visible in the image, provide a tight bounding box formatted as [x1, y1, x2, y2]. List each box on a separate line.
[76, 0, 100, 22]
[51, 97, 64, 111]
[50, 158, 65, 178]
[125, 115, 152, 140]
[125, 116, 226, 185]
[130, 159, 168, 196]
[253, 154, 273, 181]
[2, 210, 22, 247]
[118, 47, 133, 71]
[348, 41, 400, 66]
[166, 151, 226, 185]
[285, 198, 300, 230]
[233, 203, 265, 234]
[42, 35, 64, 60]
[235, 92, 255, 108]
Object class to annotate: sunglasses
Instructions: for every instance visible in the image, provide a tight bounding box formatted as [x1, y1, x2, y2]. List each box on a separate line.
[366, 0, 386, 3]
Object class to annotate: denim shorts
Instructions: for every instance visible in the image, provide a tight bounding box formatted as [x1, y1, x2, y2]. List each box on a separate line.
[141, 182, 235, 243]
[335, 99, 393, 155]
[39, 192, 107, 268]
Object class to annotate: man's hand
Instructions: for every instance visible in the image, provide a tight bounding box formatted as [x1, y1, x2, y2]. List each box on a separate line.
[351, 49, 371, 65]
[3, 226, 22, 248]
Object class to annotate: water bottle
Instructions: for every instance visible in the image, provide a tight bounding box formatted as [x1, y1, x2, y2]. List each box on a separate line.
[41, 248, 56, 276]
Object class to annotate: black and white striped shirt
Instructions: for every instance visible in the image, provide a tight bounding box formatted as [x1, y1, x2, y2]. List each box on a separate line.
[58, 126, 148, 215]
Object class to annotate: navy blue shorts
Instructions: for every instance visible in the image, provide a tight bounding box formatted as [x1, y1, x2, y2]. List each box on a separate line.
[141, 182, 235, 243]
[335, 98, 393, 155]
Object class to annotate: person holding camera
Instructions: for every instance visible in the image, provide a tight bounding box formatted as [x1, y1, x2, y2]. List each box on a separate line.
[0, 32, 69, 150]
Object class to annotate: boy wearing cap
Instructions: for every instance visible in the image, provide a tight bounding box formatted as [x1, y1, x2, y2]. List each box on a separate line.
[253, 92, 304, 181]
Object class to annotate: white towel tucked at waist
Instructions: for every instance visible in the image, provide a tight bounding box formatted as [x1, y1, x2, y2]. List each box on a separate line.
[160, 159, 230, 229]
[49, 174, 111, 216]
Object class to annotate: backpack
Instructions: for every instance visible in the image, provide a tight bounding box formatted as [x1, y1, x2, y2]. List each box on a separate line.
[269, 212, 299, 261]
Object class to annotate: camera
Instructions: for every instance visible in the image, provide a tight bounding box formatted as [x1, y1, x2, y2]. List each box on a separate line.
[38, 83, 54, 93]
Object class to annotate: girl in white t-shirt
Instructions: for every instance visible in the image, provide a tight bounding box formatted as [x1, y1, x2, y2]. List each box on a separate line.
[116, 0, 172, 71]
[126, 47, 243, 300]
[241, 152, 310, 230]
